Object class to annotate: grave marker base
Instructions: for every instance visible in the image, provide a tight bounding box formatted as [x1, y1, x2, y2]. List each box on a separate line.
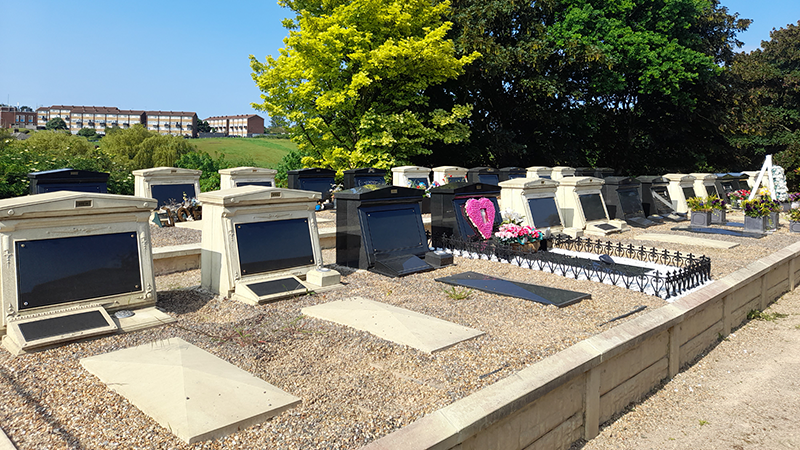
[435, 271, 590, 307]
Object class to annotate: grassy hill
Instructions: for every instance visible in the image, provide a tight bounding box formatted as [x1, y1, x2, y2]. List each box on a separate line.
[192, 137, 296, 168]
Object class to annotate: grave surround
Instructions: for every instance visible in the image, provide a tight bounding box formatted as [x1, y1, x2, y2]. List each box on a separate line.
[219, 166, 277, 189]
[133, 167, 201, 208]
[0, 191, 163, 354]
[198, 186, 340, 304]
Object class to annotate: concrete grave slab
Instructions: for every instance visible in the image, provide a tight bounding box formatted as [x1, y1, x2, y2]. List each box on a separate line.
[302, 297, 484, 353]
[80, 337, 300, 444]
[636, 233, 739, 249]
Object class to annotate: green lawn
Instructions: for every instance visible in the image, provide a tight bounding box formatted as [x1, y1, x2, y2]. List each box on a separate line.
[192, 137, 296, 168]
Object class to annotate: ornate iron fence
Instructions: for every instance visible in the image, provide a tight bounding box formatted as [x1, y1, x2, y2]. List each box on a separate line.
[430, 233, 711, 300]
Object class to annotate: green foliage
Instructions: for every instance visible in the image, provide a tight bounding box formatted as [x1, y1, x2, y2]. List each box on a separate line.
[747, 309, 789, 321]
[686, 196, 711, 212]
[77, 127, 97, 138]
[0, 131, 135, 197]
[729, 21, 800, 189]
[101, 124, 196, 170]
[192, 137, 293, 167]
[790, 208, 800, 222]
[275, 149, 306, 187]
[175, 151, 255, 192]
[250, 0, 479, 177]
[197, 119, 212, 133]
[45, 117, 67, 130]
[423, 0, 749, 172]
[442, 286, 473, 300]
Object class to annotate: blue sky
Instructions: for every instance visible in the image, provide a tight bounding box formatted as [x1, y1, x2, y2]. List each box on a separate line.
[1, 0, 798, 121]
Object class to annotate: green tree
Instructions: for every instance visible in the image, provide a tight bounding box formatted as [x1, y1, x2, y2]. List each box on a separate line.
[728, 21, 800, 189]
[197, 119, 212, 133]
[101, 124, 196, 169]
[425, 0, 749, 173]
[250, 0, 479, 177]
[77, 127, 97, 138]
[45, 117, 67, 131]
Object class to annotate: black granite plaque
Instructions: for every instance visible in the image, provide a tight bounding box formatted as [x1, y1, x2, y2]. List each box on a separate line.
[236, 218, 315, 275]
[720, 181, 736, 193]
[16, 232, 142, 310]
[682, 187, 695, 200]
[151, 184, 196, 207]
[354, 176, 387, 187]
[361, 206, 426, 253]
[372, 254, 433, 277]
[527, 197, 562, 228]
[236, 181, 273, 187]
[28, 169, 110, 195]
[579, 194, 607, 221]
[594, 223, 616, 231]
[618, 189, 644, 216]
[446, 176, 466, 183]
[435, 271, 590, 307]
[17, 310, 112, 342]
[247, 277, 306, 297]
[706, 185, 718, 197]
[672, 225, 764, 238]
[453, 196, 502, 239]
[297, 178, 334, 195]
[478, 174, 500, 185]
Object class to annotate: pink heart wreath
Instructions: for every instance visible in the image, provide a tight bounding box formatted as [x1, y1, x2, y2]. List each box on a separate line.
[465, 197, 495, 240]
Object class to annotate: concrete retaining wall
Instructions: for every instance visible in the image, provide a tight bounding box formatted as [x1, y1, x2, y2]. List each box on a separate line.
[364, 241, 800, 450]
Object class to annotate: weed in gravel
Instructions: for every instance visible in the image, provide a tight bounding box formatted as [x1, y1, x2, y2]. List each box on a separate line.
[747, 310, 789, 321]
[699, 420, 709, 426]
[442, 286, 473, 300]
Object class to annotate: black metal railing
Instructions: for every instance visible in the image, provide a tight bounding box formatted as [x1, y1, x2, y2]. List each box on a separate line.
[430, 233, 711, 300]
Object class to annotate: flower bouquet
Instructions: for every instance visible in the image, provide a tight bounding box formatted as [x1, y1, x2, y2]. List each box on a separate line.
[493, 223, 543, 248]
[728, 189, 750, 208]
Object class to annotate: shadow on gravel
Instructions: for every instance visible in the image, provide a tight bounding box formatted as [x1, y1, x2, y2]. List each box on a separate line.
[156, 287, 215, 314]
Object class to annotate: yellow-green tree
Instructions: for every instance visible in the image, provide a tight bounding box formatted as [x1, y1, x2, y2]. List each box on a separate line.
[250, 0, 478, 177]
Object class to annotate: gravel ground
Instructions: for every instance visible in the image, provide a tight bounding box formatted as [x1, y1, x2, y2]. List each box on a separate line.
[0, 210, 798, 449]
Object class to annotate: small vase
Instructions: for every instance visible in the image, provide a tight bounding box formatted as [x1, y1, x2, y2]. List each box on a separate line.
[744, 216, 767, 234]
[690, 211, 712, 227]
[711, 209, 726, 224]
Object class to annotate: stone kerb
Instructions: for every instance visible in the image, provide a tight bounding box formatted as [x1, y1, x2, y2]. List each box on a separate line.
[363, 241, 800, 450]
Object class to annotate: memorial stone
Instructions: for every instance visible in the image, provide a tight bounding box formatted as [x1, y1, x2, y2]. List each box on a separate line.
[498, 167, 527, 182]
[574, 167, 593, 177]
[392, 165, 432, 214]
[467, 167, 500, 185]
[526, 166, 553, 179]
[133, 167, 201, 208]
[432, 166, 468, 185]
[336, 185, 435, 277]
[219, 167, 277, 189]
[638, 175, 687, 221]
[690, 173, 719, 198]
[594, 167, 615, 179]
[28, 168, 109, 194]
[664, 173, 696, 213]
[287, 168, 336, 203]
[714, 173, 737, 202]
[550, 166, 576, 180]
[343, 167, 387, 189]
[601, 176, 654, 228]
[555, 176, 629, 236]
[499, 177, 568, 235]
[430, 182, 502, 240]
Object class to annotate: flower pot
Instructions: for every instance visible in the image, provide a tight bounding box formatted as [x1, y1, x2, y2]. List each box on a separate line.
[744, 216, 768, 234]
[791, 222, 800, 233]
[711, 209, 726, 224]
[769, 211, 780, 230]
[690, 211, 712, 227]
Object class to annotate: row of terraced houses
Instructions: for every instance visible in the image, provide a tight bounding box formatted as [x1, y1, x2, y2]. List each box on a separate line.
[20, 105, 264, 138]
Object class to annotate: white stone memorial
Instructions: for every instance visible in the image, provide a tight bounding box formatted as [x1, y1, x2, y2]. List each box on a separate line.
[664, 173, 696, 213]
[550, 166, 576, 181]
[219, 166, 277, 189]
[499, 178, 569, 236]
[431, 166, 467, 185]
[743, 171, 759, 189]
[555, 177, 629, 236]
[199, 186, 341, 305]
[0, 191, 171, 355]
[391, 165, 431, 189]
[526, 166, 553, 179]
[133, 167, 202, 208]
[690, 173, 720, 199]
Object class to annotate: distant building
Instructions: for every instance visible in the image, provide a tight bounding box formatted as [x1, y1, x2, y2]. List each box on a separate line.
[204, 114, 264, 137]
[1, 106, 37, 129]
[35, 105, 197, 137]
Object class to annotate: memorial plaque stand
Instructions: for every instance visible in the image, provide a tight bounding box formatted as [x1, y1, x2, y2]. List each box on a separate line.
[499, 167, 527, 182]
[343, 167, 387, 189]
[714, 173, 738, 203]
[430, 182, 502, 240]
[593, 167, 615, 179]
[526, 166, 553, 179]
[287, 168, 336, 207]
[133, 167, 202, 208]
[467, 167, 500, 186]
[28, 168, 109, 194]
[219, 167, 277, 189]
[500, 178, 569, 236]
[638, 176, 687, 222]
[0, 192, 168, 355]
[199, 186, 341, 304]
[555, 177, 629, 236]
[665, 173, 697, 213]
[392, 166, 432, 214]
[432, 166, 468, 185]
[550, 166, 576, 180]
[601, 176, 655, 228]
[574, 167, 594, 177]
[690, 173, 720, 199]
[335, 185, 435, 277]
